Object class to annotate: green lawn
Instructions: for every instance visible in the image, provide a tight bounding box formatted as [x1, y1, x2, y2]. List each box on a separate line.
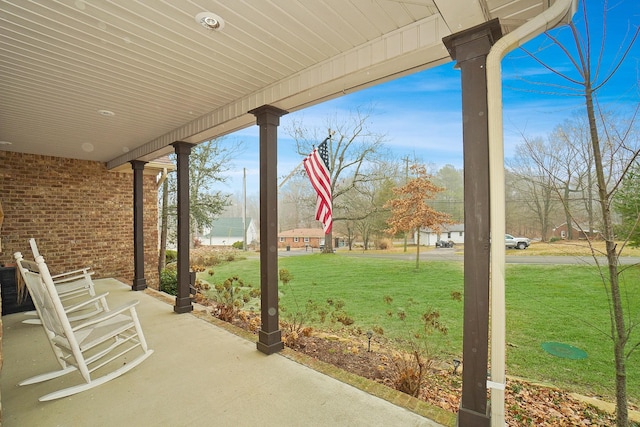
[199, 253, 640, 404]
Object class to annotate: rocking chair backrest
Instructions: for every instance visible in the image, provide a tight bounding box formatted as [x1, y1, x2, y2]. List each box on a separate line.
[14, 251, 44, 307]
[21, 269, 66, 339]
[15, 252, 39, 276]
[29, 237, 41, 258]
[31, 256, 80, 349]
[15, 251, 71, 368]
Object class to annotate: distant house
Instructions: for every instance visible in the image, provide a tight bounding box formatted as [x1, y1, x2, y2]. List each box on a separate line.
[199, 217, 257, 247]
[552, 222, 600, 240]
[416, 223, 465, 246]
[278, 228, 326, 249]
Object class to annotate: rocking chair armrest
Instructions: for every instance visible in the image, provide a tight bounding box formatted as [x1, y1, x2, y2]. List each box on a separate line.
[64, 292, 110, 313]
[51, 267, 91, 278]
[71, 300, 140, 331]
[52, 269, 95, 283]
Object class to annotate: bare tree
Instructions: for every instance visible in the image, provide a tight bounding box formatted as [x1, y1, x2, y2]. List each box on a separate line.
[349, 172, 398, 250]
[278, 173, 316, 231]
[432, 164, 464, 223]
[160, 137, 242, 257]
[158, 170, 170, 272]
[519, 2, 639, 423]
[288, 107, 389, 252]
[614, 160, 640, 247]
[507, 137, 561, 241]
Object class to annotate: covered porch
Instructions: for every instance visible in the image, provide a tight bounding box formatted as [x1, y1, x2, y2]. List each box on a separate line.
[1, 278, 449, 426]
[0, 2, 577, 425]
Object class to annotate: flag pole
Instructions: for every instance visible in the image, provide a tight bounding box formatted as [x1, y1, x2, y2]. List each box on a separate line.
[278, 161, 304, 189]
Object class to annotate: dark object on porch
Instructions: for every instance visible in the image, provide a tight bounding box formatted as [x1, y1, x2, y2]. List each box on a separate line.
[1, 265, 36, 315]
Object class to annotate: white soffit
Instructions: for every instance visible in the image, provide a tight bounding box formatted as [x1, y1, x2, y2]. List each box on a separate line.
[433, 0, 488, 32]
[0, 1, 563, 169]
[108, 13, 451, 168]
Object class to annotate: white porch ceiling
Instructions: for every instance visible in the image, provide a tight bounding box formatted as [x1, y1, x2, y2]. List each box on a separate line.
[0, 0, 570, 169]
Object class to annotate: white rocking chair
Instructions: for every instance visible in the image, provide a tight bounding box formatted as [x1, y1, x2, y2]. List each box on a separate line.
[14, 251, 102, 324]
[19, 255, 153, 401]
[28, 237, 97, 301]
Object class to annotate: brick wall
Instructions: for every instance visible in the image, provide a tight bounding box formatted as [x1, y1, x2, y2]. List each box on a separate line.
[0, 151, 159, 289]
[278, 236, 322, 249]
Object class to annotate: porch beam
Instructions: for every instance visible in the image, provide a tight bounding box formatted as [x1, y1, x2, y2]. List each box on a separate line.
[249, 105, 288, 355]
[443, 19, 502, 427]
[172, 141, 196, 314]
[130, 160, 148, 291]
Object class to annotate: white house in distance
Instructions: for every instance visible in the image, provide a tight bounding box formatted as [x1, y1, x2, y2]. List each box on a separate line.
[199, 217, 257, 247]
[416, 223, 465, 246]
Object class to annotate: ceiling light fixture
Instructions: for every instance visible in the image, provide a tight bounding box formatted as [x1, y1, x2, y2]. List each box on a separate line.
[195, 12, 225, 31]
[97, 109, 115, 117]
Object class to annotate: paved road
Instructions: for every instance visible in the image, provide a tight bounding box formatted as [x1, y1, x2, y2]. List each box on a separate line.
[504, 254, 639, 265]
[280, 247, 640, 266]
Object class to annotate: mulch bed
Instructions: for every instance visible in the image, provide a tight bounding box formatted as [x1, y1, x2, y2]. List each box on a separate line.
[222, 307, 618, 426]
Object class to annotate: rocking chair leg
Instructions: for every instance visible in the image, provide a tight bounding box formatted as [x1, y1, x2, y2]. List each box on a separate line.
[38, 350, 154, 402]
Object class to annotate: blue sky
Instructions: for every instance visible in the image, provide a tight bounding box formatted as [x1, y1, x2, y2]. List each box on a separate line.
[220, 0, 639, 198]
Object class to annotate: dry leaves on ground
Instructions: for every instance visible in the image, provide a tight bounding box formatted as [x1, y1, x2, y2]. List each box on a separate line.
[277, 329, 617, 426]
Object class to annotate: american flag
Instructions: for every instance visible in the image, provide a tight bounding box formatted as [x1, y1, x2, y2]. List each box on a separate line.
[303, 139, 332, 234]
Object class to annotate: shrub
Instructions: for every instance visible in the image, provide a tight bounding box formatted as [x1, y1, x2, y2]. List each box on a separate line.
[232, 241, 244, 250]
[393, 348, 430, 397]
[190, 248, 245, 267]
[372, 325, 384, 335]
[194, 280, 210, 292]
[210, 276, 260, 322]
[191, 264, 205, 273]
[165, 249, 177, 264]
[279, 269, 354, 346]
[378, 238, 392, 250]
[159, 267, 178, 295]
[383, 296, 451, 397]
[333, 311, 354, 326]
[238, 310, 261, 332]
[160, 264, 209, 297]
[191, 253, 221, 266]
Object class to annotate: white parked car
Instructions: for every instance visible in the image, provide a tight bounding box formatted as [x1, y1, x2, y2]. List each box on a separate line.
[505, 234, 530, 249]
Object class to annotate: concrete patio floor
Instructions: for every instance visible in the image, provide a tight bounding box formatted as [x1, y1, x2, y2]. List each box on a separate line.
[1, 278, 449, 427]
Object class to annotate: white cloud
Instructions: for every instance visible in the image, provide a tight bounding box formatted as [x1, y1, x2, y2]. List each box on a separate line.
[220, 1, 638, 196]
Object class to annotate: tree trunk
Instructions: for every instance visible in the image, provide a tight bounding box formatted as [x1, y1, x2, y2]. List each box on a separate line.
[158, 178, 169, 273]
[415, 229, 420, 270]
[587, 166, 595, 236]
[324, 228, 334, 253]
[564, 186, 573, 240]
[347, 225, 354, 251]
[585, 87, 628, 427]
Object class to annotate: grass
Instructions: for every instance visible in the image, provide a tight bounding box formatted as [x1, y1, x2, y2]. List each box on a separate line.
[377, 239, 640, 257]
[199, 252, 640, 405]
[506, 263, 639, 402]
[512, 240, 640, 257]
